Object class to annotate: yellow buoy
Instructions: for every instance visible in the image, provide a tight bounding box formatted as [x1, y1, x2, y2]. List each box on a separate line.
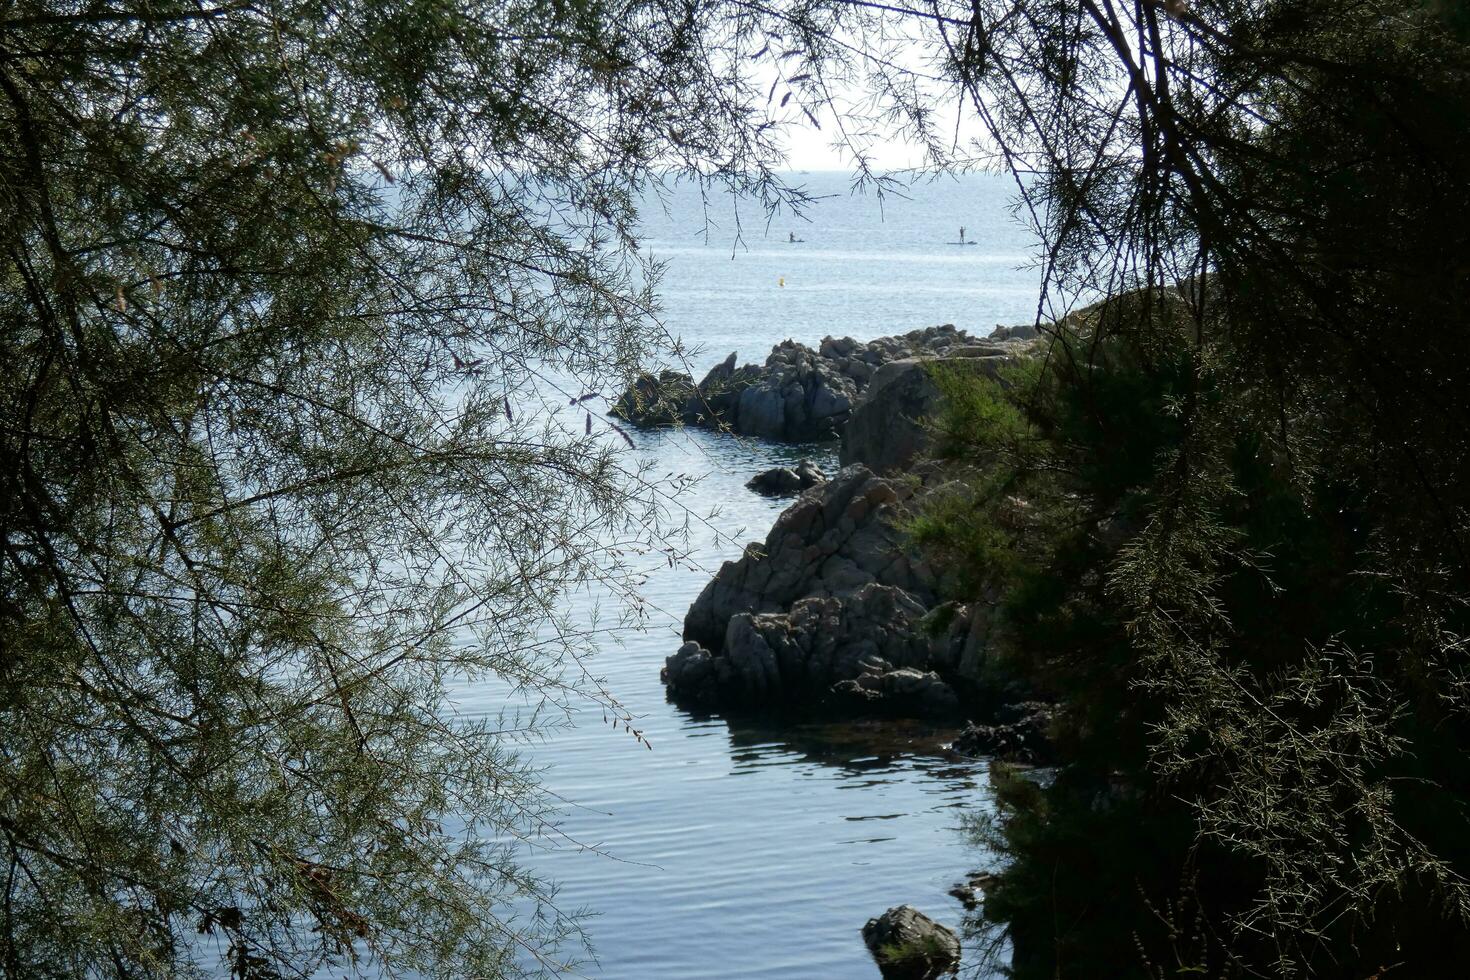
[778, 276, 785, 288]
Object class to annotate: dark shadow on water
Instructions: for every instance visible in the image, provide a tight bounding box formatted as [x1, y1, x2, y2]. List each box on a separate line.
[669, 698, 983, 778]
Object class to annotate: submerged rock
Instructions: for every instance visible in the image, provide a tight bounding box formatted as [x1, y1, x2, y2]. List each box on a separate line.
[952, 701, 1057, 764]
[948, 872, 999, 911]
[861, 905, 961, 980]
[746, 466, 804, 496]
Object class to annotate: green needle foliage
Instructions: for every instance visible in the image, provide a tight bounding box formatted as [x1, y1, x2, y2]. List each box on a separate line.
[4, 0, 1468, 976]
[0, 1, 810, 976]
[904, 1, 1470, 975]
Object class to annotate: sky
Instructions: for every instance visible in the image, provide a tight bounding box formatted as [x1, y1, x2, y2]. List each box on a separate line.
[764, 70, 984, 173]
[777, 117, 928, 171]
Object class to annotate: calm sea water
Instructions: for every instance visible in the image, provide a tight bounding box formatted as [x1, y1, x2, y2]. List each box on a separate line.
[636, 171, 1041, 377]
[465, 173, 1041, 979]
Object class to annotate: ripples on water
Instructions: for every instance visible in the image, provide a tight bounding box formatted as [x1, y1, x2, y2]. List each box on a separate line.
[456, 173, 1037, 978]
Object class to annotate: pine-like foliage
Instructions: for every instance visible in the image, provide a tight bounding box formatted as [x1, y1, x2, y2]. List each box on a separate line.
[0, 1, 809, 976]
[926, 291, 1470, 975]
[913, 0, 1470, 961]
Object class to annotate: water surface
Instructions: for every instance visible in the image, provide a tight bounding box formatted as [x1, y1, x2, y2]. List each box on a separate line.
[463, 173, 1038, 978]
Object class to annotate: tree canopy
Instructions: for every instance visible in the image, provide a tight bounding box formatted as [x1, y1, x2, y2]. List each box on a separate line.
[905, 0, 1470, 975]
[0, 0, 812, 975]
[4, 0, 1469, 976]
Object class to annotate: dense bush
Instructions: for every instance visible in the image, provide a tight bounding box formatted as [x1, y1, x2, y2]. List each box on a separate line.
[922, 278, 1470, 975]
[902, 0, 1470, 974]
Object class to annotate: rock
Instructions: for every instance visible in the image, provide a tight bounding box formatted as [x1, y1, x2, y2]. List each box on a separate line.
[841, 353, 1012, 474]
[683, 465, 933, 652]
[667, 462, 987, 719]
[736, 381, 790, 438]
[661, 641, 723, 704]
[831, 666, 961, 718]
[948, 872, 998, 911]
[988, 321, 1040, 341]
[668, 582, 958, 712]
[693, 354, 764, 427]
[657, 326, 1048, 719]
[609, 369, 696, 426]
[746, 466, 804, 496]
[861, 906, 961, 980]
[794, 459, 827, 488]
[745, 459, 828, 496]
[729, 341, 860, 440]
[952, 701, 1056, 764]
[609, 325, 983, 442]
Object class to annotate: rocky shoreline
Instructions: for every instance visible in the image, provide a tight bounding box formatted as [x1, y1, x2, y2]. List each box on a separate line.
[610, 323, 1022, 442]
[665, 462, 985, 719]
[611, 321, 1050, 744]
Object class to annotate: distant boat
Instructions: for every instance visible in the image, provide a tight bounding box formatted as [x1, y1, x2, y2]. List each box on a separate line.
[949, 240, 978, 245]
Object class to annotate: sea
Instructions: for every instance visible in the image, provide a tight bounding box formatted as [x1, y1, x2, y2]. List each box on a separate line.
[464, 171, 1043, 979]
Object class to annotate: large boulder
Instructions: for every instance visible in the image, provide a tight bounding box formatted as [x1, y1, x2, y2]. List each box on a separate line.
[861, 905, 961, 980]
[731, 339, 861, 440]
[746, 466, 804, 496]
[665, 465, 990, 718]
[840, 349, 1014, 474]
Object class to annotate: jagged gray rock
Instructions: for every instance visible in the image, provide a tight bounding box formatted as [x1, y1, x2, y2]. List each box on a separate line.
[683, 465, 933, 651]
[861, 905, 961, 980]
[664, 465, 991, 718]
[665, 580, 970, 715]
[611, 325, 980, 441]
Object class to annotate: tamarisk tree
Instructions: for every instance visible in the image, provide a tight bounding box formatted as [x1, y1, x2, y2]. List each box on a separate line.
[0, 0, 823, 975]
[890, 0, 1470, 975]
